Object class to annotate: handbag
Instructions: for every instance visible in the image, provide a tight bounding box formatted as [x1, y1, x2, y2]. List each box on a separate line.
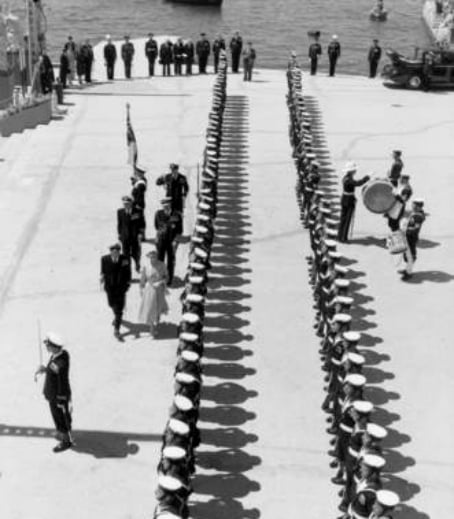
[387, 230, 407, 254]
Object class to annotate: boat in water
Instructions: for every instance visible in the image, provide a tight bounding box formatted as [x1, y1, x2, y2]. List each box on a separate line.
[167, 0, 223, 6]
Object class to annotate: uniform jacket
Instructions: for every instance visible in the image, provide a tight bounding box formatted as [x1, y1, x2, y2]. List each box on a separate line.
[184, 42, 195, 62]
[243, 47, 256, 63]
[213, 38, 226, 55]
[100, 253, 131, 293]
[160, 42, 173, 64]
[196, 39, 211, 58]
[309, 43, 322, 59]
[131, 178, 147, 209]
[406, 210, 425, 237]
[43, 349, 71, 401]
[121, 42, 135, 62]
[389, 158, 403, 181]
[80, 44, 94, 64]
[104, 43, 117, 63]
[230, 36, 243, 54]
[117, 207, 145, 242]
[145, 38, 158, 60]
[341, 174, 370, 206]
[173, 42, 186, 62]
[368, 45, 382, 62]
[328, 41, 341, 59]
[156, 173, 189, 209]
[154, 209, 182, 241]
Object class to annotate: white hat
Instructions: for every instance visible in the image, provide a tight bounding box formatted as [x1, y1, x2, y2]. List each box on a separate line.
[195, 225, 209, 234]
[333, 313, 352, 324]
[185, 293, 204, 304]
[198, 202, 211, 210]
[325, 228, 338, 237]
[333, 295, 354, 306]
[106, 34, 111, 40]
[332, 34, 338, 40]
[45, 332, 64, 348]
[324, 239, 337, 249]
[155, 512, 182, 519]
[334, 279, 350, 288]
[328, 251, 342, 260]
[162, 446, 186, 460]
[291, 50, 297, 57]
[168, 418, 190, 435]
[158, 474, 184, 491]
[188, 275, 204, 284]
[344, 374, 366, 387]
[189, 261, 205, 271]
[413, 198, 425, 205]
[191, 236, 204, 245]
[173, 395, 194, 411]
[343, 331, 360, 342]
[175, 372, 199, 385]
[342, 161, 358, 173]
[180, 332, 199, 343]
[353, 400, 374, 414]
[334, 265, 348, 275]
[345, 352, 365, 365]
[180, 350, 200, 362]
[182, 312, 200, 324]
[376, 490, 399, 508]
[194, 248, 208, 259]
[196, 214, 211, 223]
[366, 423, 388, 440]
[363, 454, 386, 469]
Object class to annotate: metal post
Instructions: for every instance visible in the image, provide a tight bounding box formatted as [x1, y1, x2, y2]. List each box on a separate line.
[25, 0, 33, 88]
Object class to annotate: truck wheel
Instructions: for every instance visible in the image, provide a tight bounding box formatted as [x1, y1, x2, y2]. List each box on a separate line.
[407, 76, 422, 89]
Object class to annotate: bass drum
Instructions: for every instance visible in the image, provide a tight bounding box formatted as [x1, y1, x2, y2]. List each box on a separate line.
[362, 179, 395, 214]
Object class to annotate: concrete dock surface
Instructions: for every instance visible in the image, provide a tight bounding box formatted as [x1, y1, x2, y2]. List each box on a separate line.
[0, 61, 453, 519]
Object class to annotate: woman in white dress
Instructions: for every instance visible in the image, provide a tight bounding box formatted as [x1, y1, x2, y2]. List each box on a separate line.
[137, 250, 168, 337]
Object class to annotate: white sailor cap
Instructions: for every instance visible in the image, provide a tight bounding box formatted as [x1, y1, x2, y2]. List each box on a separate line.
[328, 251, 342, 260]
[314, 189, 326, 197]
[180, 350, 200, 362]
[413, 198, 425, 205]
[320, 207, 332, 216]
[189, 261, 206, 271]
[376, 490, 399, 508]
[45, 332, 64, 348]
[333, 313, 352, 324]
[194, 248, 208, 259]
[185, 293, 204, 304]
[195, 225, 209, 234]
[196, 214, 211, 222]
[162, 445, 186, 460]
[353, 400, 374, 414]
[175, 372, 199, 385]
[366, 423, 388, 440]
[173, 395, 194, 411]
[168, 418, 191, 436]
[206, 149, 217, 157]
[362, 454, 386, 469]
[333, 295, 354, 306]
[155, 511, 182, 519]
[325, 217, 339, 227]
[191, 236, 204, 244]
[198, 202, 211, 211]
[324, 239, 337, 249]
[188, 275, 204, 284]
[200, 187, 213, 194]
[182, 312, 200, 324]
[306, 152, 316, 158]
[343, 331, 360, 342]
[200, 194, 215, 202]
[344, 374, 366, 387]
[334, 265, 348, 275]
[334, 279, 350, 289]
[325, 228, 338, 237]
[202, 169, 216, 179]
[342, 161, 358, 173]
[207, 135, 218, 143]
[179, 332, 200, 343]
[344, 352, 365, 365]
[158, 474, 185, 491]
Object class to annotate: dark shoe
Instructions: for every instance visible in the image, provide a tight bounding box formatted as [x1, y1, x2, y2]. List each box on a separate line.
[331, 476, 345, 485]
[326, 416, 333, 423]
[401, 272, 412, 281]
[338, 503, 348, 512]
[326, 427, 337, 434]
[329, 438, 336, 446]
[327, 449, 337, 457]
[53, 440, 73, 453]
[330, 460, 339, 468]
[114, 328, 121, 339]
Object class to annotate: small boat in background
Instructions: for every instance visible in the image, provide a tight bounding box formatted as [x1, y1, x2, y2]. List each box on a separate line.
[167, 0, 223, 5]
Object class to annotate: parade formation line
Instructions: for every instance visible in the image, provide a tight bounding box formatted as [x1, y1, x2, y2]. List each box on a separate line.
[0, 51, 453, 519]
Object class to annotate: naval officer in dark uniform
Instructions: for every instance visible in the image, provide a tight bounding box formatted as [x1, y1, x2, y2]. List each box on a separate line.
[156, 163, 189, 215]
[368, 39, 382, 78]
[154, 199, 182, 286]
[117, 195, 144, 272]
[145, 33, 158, 77]
[338, 162, 370, 243]
[121, 35, 135, 79]
[103, 35, 117, 80]
[35, 332, 73, 452]
[196, 33, 211, 74]
[308, 37, 322, 75]
[327, 35, 341, 76]
[100, 243, 132, 337]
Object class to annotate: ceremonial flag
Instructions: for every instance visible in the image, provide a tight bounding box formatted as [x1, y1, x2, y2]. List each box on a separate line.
[126, 103, 138, 166]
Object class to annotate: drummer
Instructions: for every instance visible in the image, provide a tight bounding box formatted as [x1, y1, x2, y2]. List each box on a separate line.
[388, 150, 404, 188]
[384, 174, 413, 232]
[338, 162, 370, 243]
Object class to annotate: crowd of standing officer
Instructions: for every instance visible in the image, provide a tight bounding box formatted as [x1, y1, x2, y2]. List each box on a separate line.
[101, 31, 256, 81]
[286, 63, 401, 519]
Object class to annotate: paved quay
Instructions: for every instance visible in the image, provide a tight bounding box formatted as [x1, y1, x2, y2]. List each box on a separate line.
[0, 60, 453, 519]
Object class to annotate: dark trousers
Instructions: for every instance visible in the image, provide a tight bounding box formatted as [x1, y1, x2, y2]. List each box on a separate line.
[186, 61, 193, 75]
[387, 217, 401, 232]
[162, 63, 171, 76]
[106, 290, 127, 330]
[338, 201, 355, 242]
[60, 72, 67, 88]
[148, 58, 156, 76]
[106, 61, 115, 80]
[120, 238, 141, 270]
[85, 62, 93, 83]
[243, 60, 253, 81]
[231, 52, 241, 72]
[49, 399, 72, 434]
[174, 61, 182, 75]
[214, 54, 220, 73]
[124, 60, 132, 78]
[369, 59, 379, 78]
[329, 57, 337, 76]
[406, 234, 418, 261]
[310, 58, 318, 75]
[198, 55, 208, 73]
[156, 235, 175, 284]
